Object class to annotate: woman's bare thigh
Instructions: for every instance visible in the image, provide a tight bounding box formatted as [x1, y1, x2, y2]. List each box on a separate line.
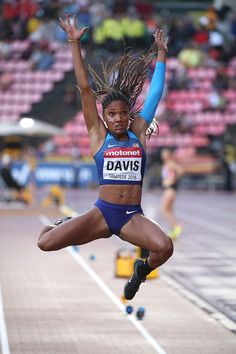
[119, 213, 168, 251]
[39, 207, 112, 250]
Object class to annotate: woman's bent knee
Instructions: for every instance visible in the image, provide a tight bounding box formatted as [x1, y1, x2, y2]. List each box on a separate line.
[164, 237, 174, 259]
[37, 236, 50, 251]
[37, 229, 57, 252]
[152, 234, 174, 259]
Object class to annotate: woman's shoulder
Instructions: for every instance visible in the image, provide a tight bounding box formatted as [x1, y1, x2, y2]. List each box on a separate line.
[128, 130, 136, 138]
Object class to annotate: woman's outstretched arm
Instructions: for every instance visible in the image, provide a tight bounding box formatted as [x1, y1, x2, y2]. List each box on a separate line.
[59, 15, 90, 90]
[139, 28, 167, 123]
[59, 15, 106, 152]
[130, 28, 168, 140]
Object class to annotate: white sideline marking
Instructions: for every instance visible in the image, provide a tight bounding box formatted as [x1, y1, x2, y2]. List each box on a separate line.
[67, 247, 167, 354]
[39, 214, 167, 354]
[145, 204, 235, 239]
[180, 203, 236, 222]
[0, 202, 24, 209]
[177, 212, 235, 239]
[163, 274, 236, 332]
[0, 285, 10, 354]
[39, 214, 53, 227]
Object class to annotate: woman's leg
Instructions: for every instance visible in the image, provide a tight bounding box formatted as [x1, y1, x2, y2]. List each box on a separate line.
[120, 213, 173, 269]
[120, 214, 173, 299]
[161, 189, 177, 229]
[38, 207, 112, 251]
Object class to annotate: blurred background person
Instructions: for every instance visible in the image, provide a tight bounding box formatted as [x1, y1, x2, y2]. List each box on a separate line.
[0, 154, 26, 203]
[161, 148, 184, 239]
[0, 70, 13, 91]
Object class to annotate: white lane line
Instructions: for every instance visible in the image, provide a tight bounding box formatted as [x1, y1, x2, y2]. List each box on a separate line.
[176, 212, 235, 239]
[39, 214, 53, 226]
[179, 203, 236, 222]
[0, 285, 10, 354]
[162, 274, 236, 332]
[67, 247, 167, 354]
[0, 202, 24, 209]
[39, 214, 167, 354]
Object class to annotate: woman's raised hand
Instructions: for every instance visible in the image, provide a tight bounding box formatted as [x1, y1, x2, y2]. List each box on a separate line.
[59, 14, 89, 41]
[153, 28, 168, 53]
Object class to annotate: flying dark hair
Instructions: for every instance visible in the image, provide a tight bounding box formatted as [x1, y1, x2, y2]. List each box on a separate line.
[89, 50, 154, 119]
[88, 47, 160, 138]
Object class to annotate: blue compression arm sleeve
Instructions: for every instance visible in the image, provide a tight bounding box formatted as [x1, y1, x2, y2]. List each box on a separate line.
[139, 61, 166, 125]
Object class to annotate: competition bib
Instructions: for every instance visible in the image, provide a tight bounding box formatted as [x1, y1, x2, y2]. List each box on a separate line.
[103, 147, 142, 182]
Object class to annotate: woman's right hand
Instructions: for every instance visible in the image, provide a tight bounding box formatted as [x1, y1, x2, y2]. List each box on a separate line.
[59, 14, 89, 41]
[153, 28, 168, 53]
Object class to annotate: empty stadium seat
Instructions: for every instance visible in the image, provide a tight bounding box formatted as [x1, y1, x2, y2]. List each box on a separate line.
[0, 39, 74, 124]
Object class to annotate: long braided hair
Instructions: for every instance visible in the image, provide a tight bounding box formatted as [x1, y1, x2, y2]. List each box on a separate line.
[88, 49, 159, 138]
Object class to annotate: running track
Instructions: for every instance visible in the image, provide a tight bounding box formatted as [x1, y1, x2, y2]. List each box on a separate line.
[0, 189, 236, 354]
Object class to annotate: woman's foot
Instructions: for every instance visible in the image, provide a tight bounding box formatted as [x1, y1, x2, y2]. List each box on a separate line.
[124, 259, 147, 300]
[54, 216, 72, 226]
[169, 225, 182, 239]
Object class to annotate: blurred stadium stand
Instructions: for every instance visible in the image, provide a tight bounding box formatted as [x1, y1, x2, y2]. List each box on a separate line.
[0, 0, 236, 190]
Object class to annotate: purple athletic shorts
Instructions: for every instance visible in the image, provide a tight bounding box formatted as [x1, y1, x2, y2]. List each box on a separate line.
[94, 198, 143, 235]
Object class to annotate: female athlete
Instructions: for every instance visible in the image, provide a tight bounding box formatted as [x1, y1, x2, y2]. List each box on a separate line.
[38, 14, 173, 300]
[161, 148, 184, 239]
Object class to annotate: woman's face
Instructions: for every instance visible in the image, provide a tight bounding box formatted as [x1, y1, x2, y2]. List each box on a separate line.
[103, 100, 130, 137]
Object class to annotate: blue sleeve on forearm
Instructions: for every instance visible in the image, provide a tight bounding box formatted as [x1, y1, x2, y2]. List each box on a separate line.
[139, 61, 166, 125]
